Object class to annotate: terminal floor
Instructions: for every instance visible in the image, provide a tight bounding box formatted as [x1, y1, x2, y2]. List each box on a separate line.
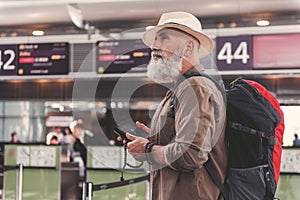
[3, 169, 298, 199]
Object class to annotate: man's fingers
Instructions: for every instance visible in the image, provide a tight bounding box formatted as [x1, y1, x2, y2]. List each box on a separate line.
[116, 136, 123, 141]
[126, 132, 137, 141]
[136, 121, 151, 134]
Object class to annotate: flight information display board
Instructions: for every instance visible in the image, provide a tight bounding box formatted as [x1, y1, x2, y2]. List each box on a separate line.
[0, 44, 18, 76]
[96, 39, 150, 74]
[253, 34, 300, 69]
[216, 33, 300, 70]
[17, 42, 69, 75]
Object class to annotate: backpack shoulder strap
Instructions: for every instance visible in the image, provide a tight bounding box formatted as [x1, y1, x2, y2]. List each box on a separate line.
[183, 72, 226, 98]
[204, 158, 229, 200]
[167, 71, 225, 118]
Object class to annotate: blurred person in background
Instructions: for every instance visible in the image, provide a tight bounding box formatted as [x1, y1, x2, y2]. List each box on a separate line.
[63, 127, 74, 144]
[10, 132, 22, 143]
[49, 135, 59, 145]
[293, 133, 300, 147]
[69, 119, 93, 144]
[54, 126, 64, 144]
[46, 126, 64, 145]
[69, 120, 87, 180]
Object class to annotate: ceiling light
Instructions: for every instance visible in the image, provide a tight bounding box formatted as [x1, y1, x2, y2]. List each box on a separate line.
[146, 26, 154, 30]
[229, 22, 237, 28]
[217, 23, 225, 28]
[256, 20, 270, 26]
[10, 32, 17, 37]
[51, 103, 60, 109]
[59, 105, 65, 112]
[32, 30, 44, 36]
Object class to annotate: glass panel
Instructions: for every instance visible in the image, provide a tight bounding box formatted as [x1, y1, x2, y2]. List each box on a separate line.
[4, 102, 29, 116]
[3, 118, 22, 142]
[31, 118, 46, 142]
[0, 102, 3, 116]
[31, 102, 45, 117]
[1, 101, 46, 142]
[0, 117, 3, 140]
[281, 106, 300, 147]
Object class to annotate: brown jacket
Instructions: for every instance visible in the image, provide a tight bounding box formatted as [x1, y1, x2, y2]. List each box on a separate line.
[149, 69, 227, 200]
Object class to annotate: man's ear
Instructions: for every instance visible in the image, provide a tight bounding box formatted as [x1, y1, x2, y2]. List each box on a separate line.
[183, 40, 194, 57]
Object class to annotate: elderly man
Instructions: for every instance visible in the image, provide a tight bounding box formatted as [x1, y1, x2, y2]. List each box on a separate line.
[121, 11, 227, 200]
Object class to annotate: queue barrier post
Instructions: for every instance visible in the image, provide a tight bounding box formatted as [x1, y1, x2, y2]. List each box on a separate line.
[87, 182, 93, 200]
[16, 163, 23, 200]
[82, 182, 93, 200]
[82, 182, 86, 200]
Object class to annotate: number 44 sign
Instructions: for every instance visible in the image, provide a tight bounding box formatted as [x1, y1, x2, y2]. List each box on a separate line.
[216, 35, 253, 71]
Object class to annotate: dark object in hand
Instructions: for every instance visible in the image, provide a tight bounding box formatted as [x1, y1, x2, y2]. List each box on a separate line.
[114, 120, 148, 143]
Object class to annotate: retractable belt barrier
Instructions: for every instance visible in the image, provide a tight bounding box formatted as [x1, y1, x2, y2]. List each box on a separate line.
[93, 174, 149, 191]
[82, 174, 150, 200]
[3, 165, 19, 171]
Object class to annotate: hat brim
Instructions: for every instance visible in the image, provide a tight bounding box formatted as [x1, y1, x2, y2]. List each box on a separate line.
[142, 23, 214, 58]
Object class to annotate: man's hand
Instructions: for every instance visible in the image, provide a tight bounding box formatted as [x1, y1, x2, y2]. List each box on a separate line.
[116, 121, 150, 143]
[126, 133, 149, 162]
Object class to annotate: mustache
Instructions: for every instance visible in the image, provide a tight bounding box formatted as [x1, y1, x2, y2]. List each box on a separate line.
[151, 50, 163, 57]
[151, 50, 182, 59]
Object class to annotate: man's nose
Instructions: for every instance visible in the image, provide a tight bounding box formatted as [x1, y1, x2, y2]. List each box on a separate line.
[151, 39, 161, 51]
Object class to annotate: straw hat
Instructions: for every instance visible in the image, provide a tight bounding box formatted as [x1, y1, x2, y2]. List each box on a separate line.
[142, 11, 213, 57]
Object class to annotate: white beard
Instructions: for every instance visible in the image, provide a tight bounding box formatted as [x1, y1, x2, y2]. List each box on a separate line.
[147, 49, 183, 83]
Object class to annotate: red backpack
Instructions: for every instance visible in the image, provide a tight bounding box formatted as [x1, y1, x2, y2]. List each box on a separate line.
[222, 78, 284, 200]
[169, 73, 285, 200]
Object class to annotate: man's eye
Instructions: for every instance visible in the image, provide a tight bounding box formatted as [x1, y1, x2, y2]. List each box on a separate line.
[161, 35, 168, 39]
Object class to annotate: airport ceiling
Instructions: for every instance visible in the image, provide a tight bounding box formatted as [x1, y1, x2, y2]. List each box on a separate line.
[1, 0, 300, 37]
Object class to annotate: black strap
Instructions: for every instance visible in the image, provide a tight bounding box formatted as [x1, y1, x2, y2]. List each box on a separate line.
[92, 174, 150, 191]
[204, 159, 229, 200]
[167, 72, 226, 118]
[183, 72, 226, 99]
[229, 122, 278, 146]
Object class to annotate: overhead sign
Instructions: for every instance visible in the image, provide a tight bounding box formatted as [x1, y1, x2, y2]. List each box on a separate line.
[96, 39, 150, 74]
[45, 116, 74, 127]
[253, 34, 300, 69]
[17, 42, 69, 75]
[216, 35, 253, 71]
[0, 44, 18, 76]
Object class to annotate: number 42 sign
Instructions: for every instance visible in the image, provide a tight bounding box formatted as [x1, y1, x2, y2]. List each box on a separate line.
[216, 35, 253, 71]
[0, 44, 18, 75]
